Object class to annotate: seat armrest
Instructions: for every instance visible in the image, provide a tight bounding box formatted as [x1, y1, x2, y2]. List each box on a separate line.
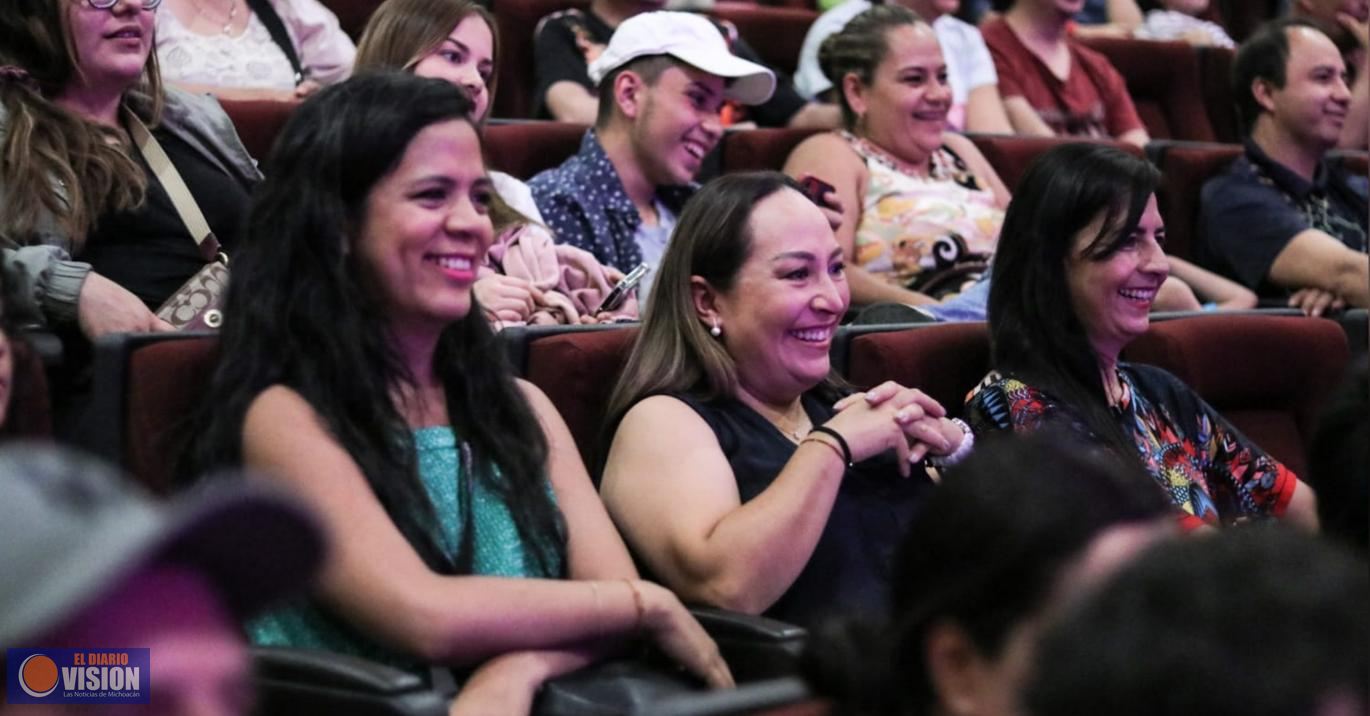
[688, 606, 807, 642]
[688, 606, 808, 682]
[251, 646, 448, 716]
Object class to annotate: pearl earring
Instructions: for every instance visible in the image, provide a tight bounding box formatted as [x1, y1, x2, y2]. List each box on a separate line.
[710, 321, 722, 338]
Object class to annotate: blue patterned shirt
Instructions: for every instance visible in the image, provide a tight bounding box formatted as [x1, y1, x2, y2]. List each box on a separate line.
[529, 130, 696, 273]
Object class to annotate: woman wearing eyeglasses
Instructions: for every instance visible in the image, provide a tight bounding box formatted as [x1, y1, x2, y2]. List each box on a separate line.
[0, 0, 258, 340]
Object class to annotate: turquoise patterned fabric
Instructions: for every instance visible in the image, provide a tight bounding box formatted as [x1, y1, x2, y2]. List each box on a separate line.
[247, 427, 561, 675]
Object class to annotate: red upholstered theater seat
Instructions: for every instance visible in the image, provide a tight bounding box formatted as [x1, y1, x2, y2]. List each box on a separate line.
[1123, 313, 1350, 478]
[1331, 149, 1369, 176]
[843, 322, 991, 420]
[708, 3, 819, 76]
[966, 134, 1142, 193]
[485, 121, 588, 180]
[493, 0, 588, 119]
[1200, 46, 1241, 144]
[1215, 0, 1281, 42]
[320, 0, 382, 41]
[721, 127, 823, 174]
[1076, 36, 1215, 142]
[1149, 140, 1241, 263]
[2, 338, 52, 440]
[522, 325, 638, 469]
[219, 98, 299, 162]
[123, 335, 219, 495]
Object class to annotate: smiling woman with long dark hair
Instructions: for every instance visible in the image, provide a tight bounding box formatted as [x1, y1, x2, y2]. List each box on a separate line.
[966, 143, 1318, 529]
[190, 72, 730, 714]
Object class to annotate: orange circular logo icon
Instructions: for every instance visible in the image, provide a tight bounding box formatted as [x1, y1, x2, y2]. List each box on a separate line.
[19, 654, 59, 698]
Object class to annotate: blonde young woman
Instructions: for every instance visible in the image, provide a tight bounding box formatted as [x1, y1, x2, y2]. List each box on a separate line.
[356, 0, 635, 326]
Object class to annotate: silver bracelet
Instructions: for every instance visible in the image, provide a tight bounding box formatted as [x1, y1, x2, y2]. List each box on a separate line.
[925, 418, 974, 468]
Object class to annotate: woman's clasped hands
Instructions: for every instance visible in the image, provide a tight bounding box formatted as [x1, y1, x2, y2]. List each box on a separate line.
[827, 381, 966, 476]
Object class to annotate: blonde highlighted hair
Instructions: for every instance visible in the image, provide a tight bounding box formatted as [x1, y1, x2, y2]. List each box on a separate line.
[0, 0, 164, 250]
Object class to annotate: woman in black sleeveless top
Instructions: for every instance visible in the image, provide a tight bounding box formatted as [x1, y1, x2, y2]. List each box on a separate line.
[600, 172, 971, 627]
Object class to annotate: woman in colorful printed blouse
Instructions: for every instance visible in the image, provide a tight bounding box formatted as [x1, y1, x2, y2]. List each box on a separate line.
[191, 73, 729, 714]
[965, 143, 1318, 530]
[783, 4, 1011, 309]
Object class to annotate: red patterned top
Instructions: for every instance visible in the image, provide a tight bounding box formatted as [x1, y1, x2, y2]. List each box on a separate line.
[965, 364, 1297, 529]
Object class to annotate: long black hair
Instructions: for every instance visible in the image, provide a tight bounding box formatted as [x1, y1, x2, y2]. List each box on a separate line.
[986, 143, 1160, 459]
[805, 432, 1171, 714]
[191, 72, 565, 577]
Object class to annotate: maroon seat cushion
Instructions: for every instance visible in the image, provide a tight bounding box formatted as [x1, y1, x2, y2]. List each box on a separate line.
[967, 134, 1142, 193]
[1076, 36, 1215, 142]
[126, 337, 219, 495]
[485, 121, 588, 180]
[1152, 142, 1242, 263]
[523, 327, 638, 467]
[845, 323, 991, 420]
[219, 98, 300, 162]
[1123, 314, 1350, 477]
[721, 127, 823, 174]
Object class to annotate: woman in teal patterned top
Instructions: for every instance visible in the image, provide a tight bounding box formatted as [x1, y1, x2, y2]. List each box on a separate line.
[191, 73, 732, 714]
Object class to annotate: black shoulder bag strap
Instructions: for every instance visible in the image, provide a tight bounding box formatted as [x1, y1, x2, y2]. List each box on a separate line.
[245, 0, 305, 85]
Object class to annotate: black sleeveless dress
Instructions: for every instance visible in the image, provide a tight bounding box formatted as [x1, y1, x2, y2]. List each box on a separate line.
[668, 389, 934, 627]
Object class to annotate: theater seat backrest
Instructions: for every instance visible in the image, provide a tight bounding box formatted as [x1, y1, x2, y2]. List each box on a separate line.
[1123, 314, 1349, 477]
[485, 121, 589, 180]
[1076, 37, 1214, 142]
[1200, 47, 1240, 144]
[3, 338, 52, 440]
[523, 326, 639, 471]
[220, 98, 299, 163]
[320, 0, 382, 40]
[708, 5, 819, 76]
[966, 134, 1142, 192]
[1150, 141, 1241, 263]
[844, 322, 991, 420]
[1331, 150, 1369, 176]
[721, 127, 824, 174]
[124, 336, 220, 495]
[493, 0, 589, 119]
[1216, 0, 1281, 42]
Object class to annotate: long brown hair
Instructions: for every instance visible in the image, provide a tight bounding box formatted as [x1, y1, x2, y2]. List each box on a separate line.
[355, 0, 501, 111]
[355, 0, 529, 233]
[604, 173, 841, 452]
[0, 0, 164, 250]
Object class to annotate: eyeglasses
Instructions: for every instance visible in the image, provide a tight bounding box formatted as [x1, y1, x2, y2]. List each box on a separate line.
[86, 0, 163, 10]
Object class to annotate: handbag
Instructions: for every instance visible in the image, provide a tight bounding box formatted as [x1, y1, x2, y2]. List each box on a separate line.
[129, 117, 229, 331]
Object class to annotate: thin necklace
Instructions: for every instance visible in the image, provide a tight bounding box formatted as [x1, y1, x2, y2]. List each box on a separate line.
[218, 0, 237, 36]
[192, 0, 239, 35]
[764, 404, 811, 443]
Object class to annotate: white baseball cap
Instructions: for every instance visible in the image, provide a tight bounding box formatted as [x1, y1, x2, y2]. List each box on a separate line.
[587, 11, 776, 106]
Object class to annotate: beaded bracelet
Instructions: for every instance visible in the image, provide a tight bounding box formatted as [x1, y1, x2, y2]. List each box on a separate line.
[808, 425, 854, 467]
[925, 418, 975, 468]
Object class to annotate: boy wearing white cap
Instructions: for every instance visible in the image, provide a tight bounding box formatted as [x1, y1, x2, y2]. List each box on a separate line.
[530, 11, 776, 299]
[533, 0, 836, 128]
